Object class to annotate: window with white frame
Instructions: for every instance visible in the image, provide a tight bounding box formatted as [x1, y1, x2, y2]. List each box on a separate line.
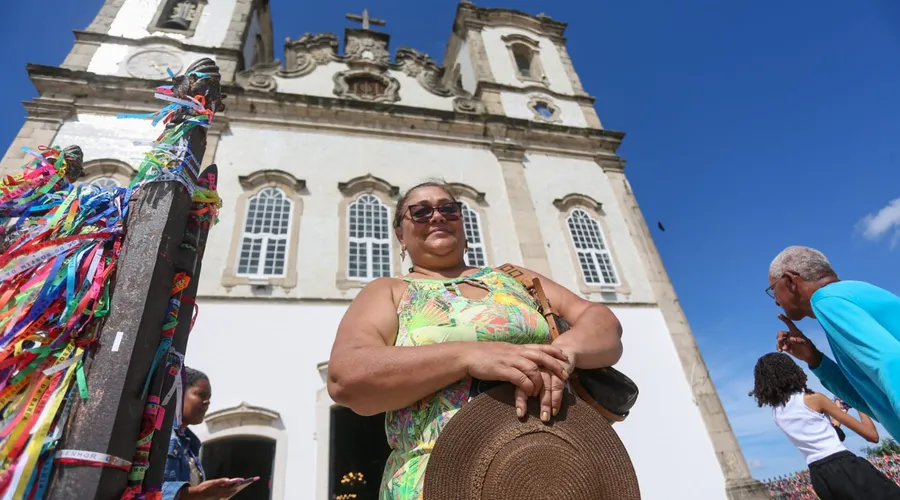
[566, 209, 619, 286]
[347, 194, 392, 280]
[461, 202, 487, 267]
[236, 188, 292, 278]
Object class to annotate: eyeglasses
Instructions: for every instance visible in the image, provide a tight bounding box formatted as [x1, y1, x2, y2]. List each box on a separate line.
[765, 275, 786, 299]
[407, 202, 463, 223]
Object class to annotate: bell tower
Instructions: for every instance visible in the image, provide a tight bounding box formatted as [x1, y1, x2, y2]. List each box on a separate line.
[60, 0, 274, 82]
[441, 2, 603, 129]
[1, 0, 273, 174]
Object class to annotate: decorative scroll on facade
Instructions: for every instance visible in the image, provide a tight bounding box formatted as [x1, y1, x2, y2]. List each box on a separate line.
[235, 61, 281, 92]
[283, 33, 340, 77]
[333, 70, 400, 103]
[235, 28, 484, 113]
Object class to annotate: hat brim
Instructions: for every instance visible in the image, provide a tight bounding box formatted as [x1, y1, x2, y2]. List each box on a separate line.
[424, 383, 640, 500]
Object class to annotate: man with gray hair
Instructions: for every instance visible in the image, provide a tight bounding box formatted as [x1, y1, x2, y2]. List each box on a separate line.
[767, 245, 900, 440]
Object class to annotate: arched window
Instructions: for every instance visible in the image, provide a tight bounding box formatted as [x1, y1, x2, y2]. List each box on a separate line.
[237, 187, 293, 278]
[512, 45, 534, 78]
[91, 177, 120, 191]
[461, 202, 486, 267]
[566, 209, 619, 286]
[80, 159, 136, 189]
[503, 35, 545, 84]
[151, 0, 205, 34]
[253, 34, 267, 66]
[347, 194, 392, 280]
[194, 402, 288, 499]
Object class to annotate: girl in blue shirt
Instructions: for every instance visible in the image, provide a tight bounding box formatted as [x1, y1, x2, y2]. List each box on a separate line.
[162, 367, 243, 500]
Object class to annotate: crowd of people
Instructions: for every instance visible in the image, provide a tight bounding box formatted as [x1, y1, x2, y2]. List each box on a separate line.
[764, 454, 900, 499]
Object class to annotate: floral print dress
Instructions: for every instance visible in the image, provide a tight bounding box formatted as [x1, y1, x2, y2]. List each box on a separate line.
[379, 268, 552, 500]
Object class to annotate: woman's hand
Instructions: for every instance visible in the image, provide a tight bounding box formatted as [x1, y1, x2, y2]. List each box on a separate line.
[181, 478, 242, 500]
[465, 342, 570, 408]
[519, 347, 577, 422]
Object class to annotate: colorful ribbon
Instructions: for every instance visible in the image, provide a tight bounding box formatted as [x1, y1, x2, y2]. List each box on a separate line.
[0, 75, 222, 499]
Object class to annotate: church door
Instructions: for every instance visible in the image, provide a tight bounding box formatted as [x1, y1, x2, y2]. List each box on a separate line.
[201, 436, 276, 499]
[329, 407, 392, 500]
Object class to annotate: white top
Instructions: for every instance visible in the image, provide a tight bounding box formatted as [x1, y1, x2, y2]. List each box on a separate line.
[773, 392, 847, 464]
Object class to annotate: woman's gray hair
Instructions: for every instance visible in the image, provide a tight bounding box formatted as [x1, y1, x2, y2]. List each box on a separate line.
[769, 246, 835, 281]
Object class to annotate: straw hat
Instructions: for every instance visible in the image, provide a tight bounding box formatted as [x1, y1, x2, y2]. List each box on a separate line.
[423, 383, 640, 500]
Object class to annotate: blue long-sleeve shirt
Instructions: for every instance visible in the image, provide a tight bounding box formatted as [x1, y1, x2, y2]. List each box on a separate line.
[810, 280, 900, 440]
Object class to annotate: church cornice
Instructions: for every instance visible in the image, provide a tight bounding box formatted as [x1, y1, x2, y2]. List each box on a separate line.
[453, 3, 568, 42]
[22, 97, 76, 123]
[71, 30, 242, 59]
[24, 64, 626, 158]
[476, 81, 596, 106]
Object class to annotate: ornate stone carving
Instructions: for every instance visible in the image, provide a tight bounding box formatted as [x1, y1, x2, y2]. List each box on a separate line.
[333, 69, 400, 103]
[238, 169, 306, 192]
[344, 30, 391, 69]
[337, 174, 400, 198]
[553, 193, 604, 214]
[393, 48, 452, 97]
[447, 182, 487, 205]
[283, 33, 339, 77]
[527, 94, 562, 123]
[246, 28, 487, 111]
[236, 61, 280, 92]
[453, 97, 483, 114]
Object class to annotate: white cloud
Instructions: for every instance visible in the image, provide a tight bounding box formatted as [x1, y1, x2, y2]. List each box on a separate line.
[858, 197, 900, 249]
[748, 459, 764, 469]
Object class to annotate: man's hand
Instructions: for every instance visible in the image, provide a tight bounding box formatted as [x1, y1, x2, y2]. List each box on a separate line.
[776, 314, 822, 368]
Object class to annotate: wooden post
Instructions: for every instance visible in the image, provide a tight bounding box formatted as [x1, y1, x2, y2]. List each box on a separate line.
[47, 58, 225, 500]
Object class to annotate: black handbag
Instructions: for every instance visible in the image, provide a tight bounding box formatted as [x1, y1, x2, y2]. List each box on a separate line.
[496, 264, 639, 423]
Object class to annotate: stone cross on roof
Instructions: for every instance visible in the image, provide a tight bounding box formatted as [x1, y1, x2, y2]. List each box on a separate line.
[346, 8, 386, 30]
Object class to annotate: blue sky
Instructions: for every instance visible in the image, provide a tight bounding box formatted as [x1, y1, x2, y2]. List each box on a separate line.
[3, 0, 899, 481]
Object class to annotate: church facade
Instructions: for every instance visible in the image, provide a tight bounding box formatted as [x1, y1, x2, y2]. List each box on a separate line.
[1, 1, 766, 498]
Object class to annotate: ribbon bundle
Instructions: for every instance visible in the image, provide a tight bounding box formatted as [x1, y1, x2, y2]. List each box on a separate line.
[0, 146, 122, 500]
[0, 74, 221, 500]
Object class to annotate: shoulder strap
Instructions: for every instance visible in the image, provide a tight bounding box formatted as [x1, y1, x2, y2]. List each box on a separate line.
[495, 263, 534, 289]
[495, 263, 562, 341]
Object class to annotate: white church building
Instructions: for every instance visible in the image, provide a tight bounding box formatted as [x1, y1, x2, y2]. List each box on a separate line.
[1, 1, 767, 498]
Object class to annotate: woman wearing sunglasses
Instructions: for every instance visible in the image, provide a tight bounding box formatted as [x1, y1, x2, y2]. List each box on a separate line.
[327, 180, 624, 500]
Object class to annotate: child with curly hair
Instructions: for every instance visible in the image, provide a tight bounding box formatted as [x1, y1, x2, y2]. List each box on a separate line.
[750, 352, 900, 499]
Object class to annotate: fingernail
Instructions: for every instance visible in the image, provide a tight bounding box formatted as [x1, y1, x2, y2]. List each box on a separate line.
[516, 407, 523, 418]
[542, 411, 549, 421]
[552, 407, 559, 416]
[562, 370, 569, 380]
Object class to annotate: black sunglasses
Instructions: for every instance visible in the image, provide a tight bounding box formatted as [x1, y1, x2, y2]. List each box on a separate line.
[407, 201, 463, 223]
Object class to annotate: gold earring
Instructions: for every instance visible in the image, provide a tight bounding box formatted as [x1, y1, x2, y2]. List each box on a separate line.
[400, 247, 407, 260]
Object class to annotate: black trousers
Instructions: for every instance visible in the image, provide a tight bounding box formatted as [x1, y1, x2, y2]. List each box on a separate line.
[809, 451, 900, 500]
